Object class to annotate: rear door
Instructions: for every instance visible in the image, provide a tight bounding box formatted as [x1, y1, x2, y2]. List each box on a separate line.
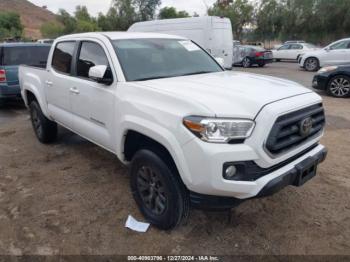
[211, 18, 233, 68]
[46, 41, 77, 127]
[68, 40, 116, 150]
[289, 44, 303, 60]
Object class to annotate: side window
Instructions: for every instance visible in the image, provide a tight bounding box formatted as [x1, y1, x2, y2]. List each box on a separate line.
[291, 44, 303, 50]
[77, 41, 110, 79]
[52, 42, 75, 74]
[330, 40, 350, 50]
[278, 45, 290, 51]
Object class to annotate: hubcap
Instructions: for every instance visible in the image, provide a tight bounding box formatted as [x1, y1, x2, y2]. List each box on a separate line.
[330, 77, 350, 97]
[136, 166, 167, 215]
[31, 109, 42, 137]
[243, 58, 250, 67]
[305, 58, 317, 71]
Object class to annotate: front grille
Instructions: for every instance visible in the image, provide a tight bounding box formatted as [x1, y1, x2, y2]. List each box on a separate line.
[266, 103, 325, 155]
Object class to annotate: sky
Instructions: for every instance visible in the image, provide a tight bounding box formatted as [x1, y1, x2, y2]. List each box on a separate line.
[28, 0, 217, 17]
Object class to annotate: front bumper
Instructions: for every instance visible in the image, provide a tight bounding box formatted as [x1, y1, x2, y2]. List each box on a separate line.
[190, 146, 327, 209]
[312, 74, 328, 90]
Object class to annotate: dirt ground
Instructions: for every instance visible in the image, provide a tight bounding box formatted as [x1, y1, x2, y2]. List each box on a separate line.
[0, 62, 349, 256]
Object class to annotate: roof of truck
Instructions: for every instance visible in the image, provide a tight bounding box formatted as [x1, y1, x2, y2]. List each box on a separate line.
[57, 32, 187, 41]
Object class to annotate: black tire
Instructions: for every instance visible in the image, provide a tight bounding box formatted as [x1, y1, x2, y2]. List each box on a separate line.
[275, 59, 281, 62]
[304, 57, 319, 72]
[130, 149, 190, 230]
[326, 75, 350, 98]
[258, 63, 265, 67]
[29, 100, 57, 143]
[242, 57, 251, 68]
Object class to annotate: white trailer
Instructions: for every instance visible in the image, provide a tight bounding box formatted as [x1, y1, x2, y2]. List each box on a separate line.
[128, 16, 234, 69]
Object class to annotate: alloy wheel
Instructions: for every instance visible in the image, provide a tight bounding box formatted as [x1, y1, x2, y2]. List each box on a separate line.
[242, 58, 250, 68]
[136, 166, 167, 215]
[305, 58, 318, 71]
[329, 77, 350, 97]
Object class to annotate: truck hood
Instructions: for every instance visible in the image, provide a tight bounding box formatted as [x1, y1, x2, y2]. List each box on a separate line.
[136, 71, 312, 118]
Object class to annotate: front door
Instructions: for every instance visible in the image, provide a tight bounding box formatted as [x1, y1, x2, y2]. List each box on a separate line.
[69, 40, 116, 150]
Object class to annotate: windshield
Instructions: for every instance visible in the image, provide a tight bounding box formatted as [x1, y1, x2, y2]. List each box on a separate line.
[2, 46, 50, 67]
[112, 38, 223, 81]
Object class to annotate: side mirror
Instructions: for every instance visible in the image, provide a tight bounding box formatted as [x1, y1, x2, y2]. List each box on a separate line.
[88, 65, 113, 85]
[215, 57, 225, 67]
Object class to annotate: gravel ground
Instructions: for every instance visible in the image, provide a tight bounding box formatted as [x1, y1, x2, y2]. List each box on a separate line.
[0, 62, 349, 256]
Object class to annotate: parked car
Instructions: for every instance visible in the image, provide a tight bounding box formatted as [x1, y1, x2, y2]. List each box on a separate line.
[0, 43, 51, 105]
[128, 16, 233, 69]
[272, 43, 319, 62]
[233, 45, 273, 68]
[312, 65, 350, 98]
[284, 40, 306, 44]
[37, 39, 54, 44]
[299, 38, 350, 71]
[19, 32, 327, 230]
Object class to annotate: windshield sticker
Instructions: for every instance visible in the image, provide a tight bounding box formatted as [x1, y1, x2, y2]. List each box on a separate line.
[178, 41, 200, 51]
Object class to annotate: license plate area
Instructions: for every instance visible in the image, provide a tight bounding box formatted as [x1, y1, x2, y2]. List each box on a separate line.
[294, 157, 318, 186]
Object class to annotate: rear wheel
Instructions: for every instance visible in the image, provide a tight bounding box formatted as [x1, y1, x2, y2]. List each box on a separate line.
[130, 149, 190, 230]
[326, 75, 350, 98]
[304, 57, 319, 72]
[29, 101, 57, 143]
[242, 57, 251, 68]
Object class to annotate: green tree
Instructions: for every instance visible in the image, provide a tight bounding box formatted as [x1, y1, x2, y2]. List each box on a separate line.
[134, 0, 162, 21]
[208, 0, 254, 41]
[40, 21, 64, 38]
[158, 7, 190, 19]
[57, 9, 77, 34]
[0, 11, 23, 40]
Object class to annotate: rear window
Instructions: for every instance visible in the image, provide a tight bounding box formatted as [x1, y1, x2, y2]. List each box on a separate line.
[52, 42, 76, 74]
[2, 46, 50, 67]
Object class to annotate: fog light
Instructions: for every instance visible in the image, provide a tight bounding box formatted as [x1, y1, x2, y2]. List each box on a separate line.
[225, 165, 237, 179]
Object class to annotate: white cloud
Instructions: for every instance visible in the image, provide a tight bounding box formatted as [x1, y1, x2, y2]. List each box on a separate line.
[28, 0, 217, 17]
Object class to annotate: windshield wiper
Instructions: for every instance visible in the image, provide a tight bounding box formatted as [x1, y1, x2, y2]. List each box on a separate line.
[133, 75, 172, 81]
[178, 71, 216, 77]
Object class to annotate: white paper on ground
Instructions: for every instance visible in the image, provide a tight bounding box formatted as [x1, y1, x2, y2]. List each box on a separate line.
[125, 215, 150, 232]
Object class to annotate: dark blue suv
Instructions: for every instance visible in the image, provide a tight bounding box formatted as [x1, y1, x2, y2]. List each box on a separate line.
[0, 43, 51, 105]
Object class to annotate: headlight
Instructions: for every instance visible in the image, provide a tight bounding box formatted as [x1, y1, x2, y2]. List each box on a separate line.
[183, 116, 255, 143]
[317, 66, 338, 74]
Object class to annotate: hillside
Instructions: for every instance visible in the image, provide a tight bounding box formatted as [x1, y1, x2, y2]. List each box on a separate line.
[0, 0, 58, 39]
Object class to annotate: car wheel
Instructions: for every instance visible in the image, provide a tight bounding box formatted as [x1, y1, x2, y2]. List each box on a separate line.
[258, 63, 265, 67]
[130, 149, 190, 230]
[242, 57, 251, 68]
[304, 57, 319, 72]
[327, 75, 350, 98]
[29, 100, 58, 143]
[275, 59, 281, 62]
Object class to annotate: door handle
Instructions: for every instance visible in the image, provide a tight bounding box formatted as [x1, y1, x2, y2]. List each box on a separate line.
[45, 80, 53, 86]
[70, 87, 80, 94]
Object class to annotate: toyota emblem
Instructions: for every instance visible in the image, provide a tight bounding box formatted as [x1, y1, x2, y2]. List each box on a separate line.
[300, 117, 313, 137]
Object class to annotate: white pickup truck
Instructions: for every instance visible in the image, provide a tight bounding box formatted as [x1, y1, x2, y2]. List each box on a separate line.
[19, 32, 327, 230]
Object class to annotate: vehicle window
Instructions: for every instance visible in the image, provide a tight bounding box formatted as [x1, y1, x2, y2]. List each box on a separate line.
[291, 44, 303, 50]
[330, 40, 350, 50]
[113, 38, 223, 82]
[77, 41, 110, 79]
[2, 46, 50, 67]
[305, 44, 316, 49]
[52, 42, 75, 74]
[278, 45, 290, 50]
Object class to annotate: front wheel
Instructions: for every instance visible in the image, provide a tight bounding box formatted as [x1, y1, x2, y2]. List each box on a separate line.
[242, 57, 251, 68]
[327, 75, 350, 98]
[29, 101, 58, 143]
[130, 149, 190, 230]
[304, 57, 319, 72]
